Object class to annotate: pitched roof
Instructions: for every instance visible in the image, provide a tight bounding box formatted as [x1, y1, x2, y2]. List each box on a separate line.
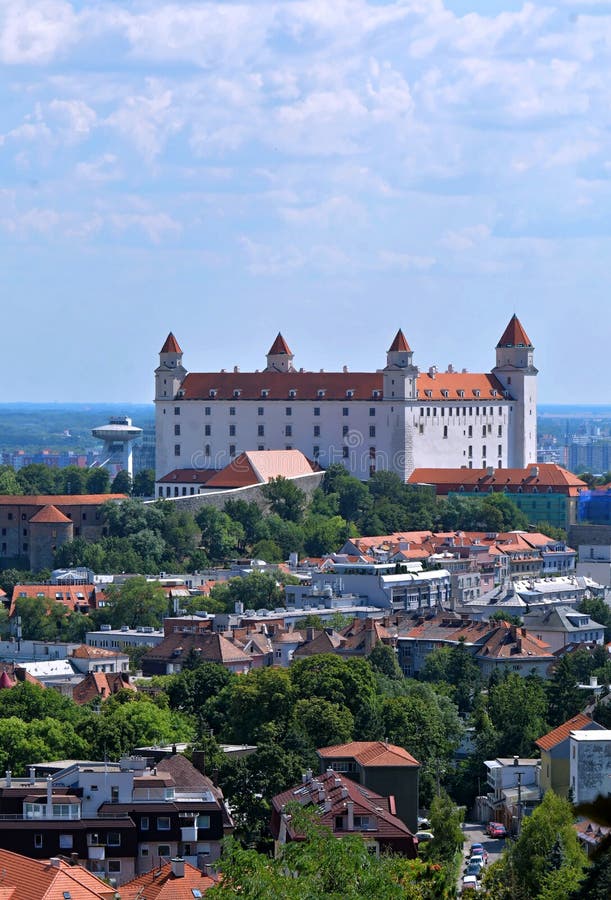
[0, 848, 115, 899]
[120, 861, 216, 900]
[0, 671, 15, 689]
[204, 449, 316, 489]
[317, 740, 419, 767]
[267, 332, 293, 356]
[476, 622, 553, 661]
[408, 464, 586, 496]
[388, 329, 411, 353]
[72, 644, 128, 659]
[160, 332, 182, 354]
[71, 672, 135, 705]
[0, 494, 126, 507]
[272, 771, 416, 846]
[535, 714, 599, 751]
[28, 504, 72, 525]
[157, 754, 220, 794]
[496, 314, 533, 348]
[143, 631, 251, 667]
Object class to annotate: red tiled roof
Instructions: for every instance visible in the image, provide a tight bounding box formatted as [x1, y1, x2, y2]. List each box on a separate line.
[157, 468, 217, 484]
[120, 861, 216, 900]
[318, 740, 419, 767]
[71, 644, 128, 659]
[535, 713, 597, 752]
[0, 494, 126, 506]
[408, 464, 586, 496]
[9, 584, 96, 618]
[143, 631, 251, 667]
[72, 672, 135, 705]
[0, 848, 115, 899]
[267, 332, 293, 356]
[0, 671, 15, 689]
[179, 370, 507, 402]
[496, 314, 533, 348]
[388, 329, 411, 353]
[160, 332, 182, 354]
[28, 504, 72, 525]
[204, 449, 316, 489]
[476, 623, 553, 661]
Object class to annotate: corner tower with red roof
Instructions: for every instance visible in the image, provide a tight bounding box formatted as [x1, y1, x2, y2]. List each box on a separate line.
[492, 314, 538, 468]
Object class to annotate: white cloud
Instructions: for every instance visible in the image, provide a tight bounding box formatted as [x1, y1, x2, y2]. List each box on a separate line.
[108, 212, 182, 243]
[0, 0, 78, 64]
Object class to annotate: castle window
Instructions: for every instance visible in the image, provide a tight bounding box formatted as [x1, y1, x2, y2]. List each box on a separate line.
[209, 389, 217, 398]
[286, 407, 292, 416]
[233, 390, 241, 398]
[482, 426, 486, 437]
[342, 446, 349, 458]
[474, 390, 480, 398]
[442, 389, 449, 398]
[372, 390, 381, 398]
[369, 425, 376, 438]
[229, 445, 236, 457]
[229, 407, 236, 416]
[174, 424, 180, 436]
[342, 407, 349, 416]
[507, 377, 512, 384]
[498, 425, 502, 436]
[468, 426, 472, 437]
[491, 390, 497, 397]
[205, 407, 211, 415]
[174, 444, 180, 456]
[205, 445, 210, 456]
[314, 407, 320, 416]
[441, 407, 445, 416]
[427, 408, 431, 416]
[498, 445, 502, 457]
[369, 407, 375, 416]
[205, 425, 211, 436]
[313, 446, 320, 458]
[318, 390, 326, 398]
[261, 389, 269, 398]
[285, 425, 292, 436]
[458, 390, 464, 398]
[229, 425, 236, 436]
[420, 408, 424, 416]
[343, 425, 349, 436]
[289, 389, 297, 398]
[258, 425, 264, 436]
[174, 406, 180, 415]
[258, 445, 264, 451]
[346, 390, 354, 398]
[314, 425, 320, 437]
[482, 445, 487, 457]
[443, 426, 448, 438]
[258, 407, 264, 416]
[425, 389, 432, 398]
[468, 446, 472, 458]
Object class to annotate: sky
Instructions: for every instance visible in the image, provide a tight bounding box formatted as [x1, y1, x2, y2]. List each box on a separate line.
[1, 0, 610, 404]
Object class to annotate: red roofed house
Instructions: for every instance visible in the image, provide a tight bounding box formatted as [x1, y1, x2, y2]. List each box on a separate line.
[408, 463, 587, 529]
[316, 740, 420, 832]
[535, 713, 605, 799]
[0, 848, 117, 899]
[120, 858, 216, 899]
[141, 631, 253, 676]
[0, 493, 126, 571]
[271, 769, 417, 858]
[155, 315, 537, 483]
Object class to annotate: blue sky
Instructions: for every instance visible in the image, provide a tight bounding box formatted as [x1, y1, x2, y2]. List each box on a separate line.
[1, 0, 610, 403]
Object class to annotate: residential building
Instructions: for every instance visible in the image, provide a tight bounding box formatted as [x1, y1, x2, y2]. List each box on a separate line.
[155, 315, 537, 483]
[569, 730, 611, 804]
[408, 463, 586, 529]
[474, 623, 554, 678]
[523, 606, 605, 653]
[535, 714, 605, 798]
[270, 769, 417, 858]
[0, 753, 234, 884]
[571, 523, 611, 586]
[86, 625, 166, 651]
[316, 741, 420, 833]
[0, 494, 126, 570]
[141, 631, 252, 675]
[484, 757, 542, 832]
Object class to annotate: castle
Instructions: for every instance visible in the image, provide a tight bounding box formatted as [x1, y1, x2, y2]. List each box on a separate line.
[154, 315, 537, 486]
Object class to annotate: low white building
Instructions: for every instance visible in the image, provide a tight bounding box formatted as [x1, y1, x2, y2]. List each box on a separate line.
[570, 730, 611, 804]
[484, 757, 542, 831]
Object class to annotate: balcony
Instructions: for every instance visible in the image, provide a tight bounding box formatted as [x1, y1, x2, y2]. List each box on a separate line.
[181, 826, 198, 842]
[88, 846, 105, 860]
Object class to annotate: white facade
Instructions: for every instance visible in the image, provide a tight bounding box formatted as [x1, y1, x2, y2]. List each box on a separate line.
[570, 730, 611, 804]
[155, 317, 538, 482]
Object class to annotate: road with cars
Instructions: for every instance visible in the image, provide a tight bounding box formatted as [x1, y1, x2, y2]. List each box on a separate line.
[458, 822, 507, 895]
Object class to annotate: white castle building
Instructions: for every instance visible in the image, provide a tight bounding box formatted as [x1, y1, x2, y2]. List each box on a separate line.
[155, 315, 537, 485]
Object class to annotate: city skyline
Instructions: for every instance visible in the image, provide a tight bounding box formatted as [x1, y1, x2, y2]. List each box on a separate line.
[1, 1, 610, 403]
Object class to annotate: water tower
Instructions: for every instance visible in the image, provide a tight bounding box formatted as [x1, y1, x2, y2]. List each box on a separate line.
[91, 416, 142, 478]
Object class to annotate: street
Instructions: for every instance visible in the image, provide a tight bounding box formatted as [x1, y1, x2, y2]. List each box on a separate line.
[458, 822, 507, 895]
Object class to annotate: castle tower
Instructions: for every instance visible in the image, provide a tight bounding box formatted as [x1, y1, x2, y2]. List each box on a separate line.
[382, 329, 419, 400]
[492, 315, 537, 467]
[155, 332, 187, 401]
[265, 333, 294, 373]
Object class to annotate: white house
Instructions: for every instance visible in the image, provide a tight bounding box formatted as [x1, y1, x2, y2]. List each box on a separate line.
[569, 730, 611, 804]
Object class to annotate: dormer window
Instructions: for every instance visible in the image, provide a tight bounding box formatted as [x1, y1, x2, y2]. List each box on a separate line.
[491, 389, 498, 397]
[425, 389, 432, 398]
[317, 389, 326, 398]
[372, 390, 381, 399]
[233, 389, 241, 398]
[261, 389, 269, 398]
[209, 389, 217, 398]
[442, 389, 449, 398]
[346, 389, 354, 398]
[458, 390, 465, 398]
[177, 390, 185, 398]
[473, 389, 480, 397]
[289, 389, 297, 398]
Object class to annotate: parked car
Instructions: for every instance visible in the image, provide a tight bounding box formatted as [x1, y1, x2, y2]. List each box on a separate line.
[464, 862, 483, 878]
[469, 854, 486, 869]
[470, 844, 488, 861]
[415, 831, 434, 842]
[487, 822, 507, 838]
[461, 874, 480, 893]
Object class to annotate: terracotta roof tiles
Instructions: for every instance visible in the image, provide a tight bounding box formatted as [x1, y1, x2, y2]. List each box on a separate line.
[318, 740, 419, 767]
[160, 332, 182, 354]
[120, 861, 216, 900]
[267, 332, 293, 356]
[28, 504, 72, 525]
[535, 714, 597, 751]
[388, 329, 411, 353]
[0, 494, 127, 506]
[496, 314, 533, 348]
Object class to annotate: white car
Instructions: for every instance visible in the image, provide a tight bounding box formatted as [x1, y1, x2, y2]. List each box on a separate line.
[461, 874, 480, 893]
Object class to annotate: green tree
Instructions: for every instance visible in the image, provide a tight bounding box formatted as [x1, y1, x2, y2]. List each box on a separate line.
[261, 476, 306, 522]
[196, 506, 245, 561]
[290, 697, 354, 749]
[56, 465, 88, 495]
[104, 576, 168, 628]
[426, 790, 464, 863]
[302, 514, 350, 556]
[132, 468, 155, 497]
[368, 642, 403, 680]
[577, 597, 611, 643]
[251, 539, 283, 563]
[487, 673, 548, 758]
[546, 656, 584, 727]
[221, 667, 296, 742]
[485, 791, 586, 900]
[208, 571, 286, 614]
[290, 655, 378, 720]
[89, 694, 193, 759]
[111, 470, 132, 494]
[0, 466, 22, 495]
[163, 662, 234, 717]
[16, 463, 57, 495]
[224, 500, 266, 548]
[86, 466, 111, 494]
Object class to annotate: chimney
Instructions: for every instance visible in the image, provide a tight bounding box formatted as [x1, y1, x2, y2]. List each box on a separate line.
[5, 770, 10, 788]
[306, 627, 315, 641]
[234, 366, 240, 373]
[47, 775, 53, 808]
[590, 675, 599, 688]
[343, 365, 348, 373]
[29, 766, 36, 786]
[487, 466, 494, 477]
[346, 800, 354, 831]
[530, 465, 539, 478]
[171, 857, 185, 878]
[447, 363, 454, 373]
[49, 858, 61, 868]
[428, 365, 437, 378]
